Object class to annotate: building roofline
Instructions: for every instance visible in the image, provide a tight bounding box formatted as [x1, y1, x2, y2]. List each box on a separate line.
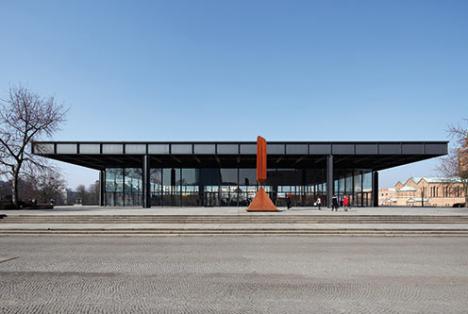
[32, 140, 449, 145]
[31, 140, 448, 171]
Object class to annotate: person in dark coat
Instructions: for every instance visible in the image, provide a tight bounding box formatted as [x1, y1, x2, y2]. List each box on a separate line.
[331, 194, 339, 212]
[286, 194, 292, 209]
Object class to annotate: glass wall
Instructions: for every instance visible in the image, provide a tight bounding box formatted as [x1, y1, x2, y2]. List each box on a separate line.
[332, 169, 372, 207]
[181, 168, 199, 206]
[124, 168, 143, 206]
[150, 168, 162, 205]
[220, 168, 238, 206]
[239, 168, 257, 206]
[105, 168, 124, 206]
[105, 168, 141, 206]
[362, 171, 372, 207]
[106, 167, 375, 207]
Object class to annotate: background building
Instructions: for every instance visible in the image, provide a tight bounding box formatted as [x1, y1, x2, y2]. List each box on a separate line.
[379, 177, 465, 207]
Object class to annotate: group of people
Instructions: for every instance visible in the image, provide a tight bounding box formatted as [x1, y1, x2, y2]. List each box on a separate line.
[285, 194, 351, 211]
[314, 195, 351, 212]
[331, 194, 351, 212]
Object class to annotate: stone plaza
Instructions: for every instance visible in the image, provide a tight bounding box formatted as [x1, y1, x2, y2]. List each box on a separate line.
[1, 235, 468, 313]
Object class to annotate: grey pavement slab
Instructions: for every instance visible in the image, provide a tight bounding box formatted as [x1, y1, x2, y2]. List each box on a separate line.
[0, 236, 467, 313]
[1, 223, 468, 230]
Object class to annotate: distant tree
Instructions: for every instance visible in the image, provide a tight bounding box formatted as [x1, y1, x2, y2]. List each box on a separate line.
[0, 86, 67, 207]
[0, 180, 10, 200]
[34, 168, 66, 204]
[0, 171, 66, 206]
[76, 184, 87, 205]
[85, 182, 99, 205]
[438, 119, 468, 207]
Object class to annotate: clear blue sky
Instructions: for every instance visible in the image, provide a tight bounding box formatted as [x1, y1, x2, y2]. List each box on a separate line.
[1, 0, 467, 188]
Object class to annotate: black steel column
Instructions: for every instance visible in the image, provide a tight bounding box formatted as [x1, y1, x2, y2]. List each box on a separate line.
[359, 171, 364, 207]
[372, 171, 379, 207]
[99, 170, 105, 206]
[326, 155, 333, 208]
[143, 155, 151, 208]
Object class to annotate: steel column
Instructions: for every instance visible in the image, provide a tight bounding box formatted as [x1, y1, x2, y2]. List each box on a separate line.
[326, 155, 333, 208]
[372, 171, 379, 207]
[143, 155, 151, 208]
[99, 170, 105, 206]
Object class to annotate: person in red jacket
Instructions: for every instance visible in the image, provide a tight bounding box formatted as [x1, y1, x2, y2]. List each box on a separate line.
[343, 195, 350, 212]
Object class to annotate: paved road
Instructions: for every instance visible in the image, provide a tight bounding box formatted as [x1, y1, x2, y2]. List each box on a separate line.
[1, 236, 468, 313]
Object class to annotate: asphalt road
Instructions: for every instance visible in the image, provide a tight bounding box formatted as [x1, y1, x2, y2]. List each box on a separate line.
[1, 236, 468, 313]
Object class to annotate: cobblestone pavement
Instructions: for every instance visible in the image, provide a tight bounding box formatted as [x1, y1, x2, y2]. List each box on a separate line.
[1, 236, 468, 313]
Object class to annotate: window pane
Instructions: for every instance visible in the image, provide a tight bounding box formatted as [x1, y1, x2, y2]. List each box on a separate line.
[105, 168, 124, 206]
[239, 168, 256, 186]
[150, 168, 162, 206]
[124, 168, 142, 206]
[181, 168, 199, 185]
[220, 169, 238, 185]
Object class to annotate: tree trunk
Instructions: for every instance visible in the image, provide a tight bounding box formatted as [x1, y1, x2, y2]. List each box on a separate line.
[11, 172, 19, 208]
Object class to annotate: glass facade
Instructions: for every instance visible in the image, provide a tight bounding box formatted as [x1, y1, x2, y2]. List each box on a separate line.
[104, 167, 375, 207]
[105, 168, 142, 206]
[332, 169, 373, 207]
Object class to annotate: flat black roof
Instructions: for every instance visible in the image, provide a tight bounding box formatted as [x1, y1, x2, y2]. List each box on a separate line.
[32, 141, 448, 171]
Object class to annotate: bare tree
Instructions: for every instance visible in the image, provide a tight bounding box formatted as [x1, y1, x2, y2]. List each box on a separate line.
[0, 86, 67, 208]
[76, 184, 87, 205]
[85, 182, 100, 205]
[34, 168, 66, 204]
[438, 119, 468, 207]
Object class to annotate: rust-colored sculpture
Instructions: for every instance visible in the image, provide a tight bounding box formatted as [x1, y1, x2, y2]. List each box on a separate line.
[256, 136, 267, 184]
[247, 136, 279, 212]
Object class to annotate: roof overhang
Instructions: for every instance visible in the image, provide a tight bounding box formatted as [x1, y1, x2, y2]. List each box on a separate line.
[31, 141, 448, 171]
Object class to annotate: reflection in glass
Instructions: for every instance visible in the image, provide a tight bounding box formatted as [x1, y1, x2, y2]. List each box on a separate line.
[181, 169, 199, 206]
[106, 166, 376, 208]
[150, 168, 162, 206]
[105, 168, 124, 206]
[124, 168, 142, 206]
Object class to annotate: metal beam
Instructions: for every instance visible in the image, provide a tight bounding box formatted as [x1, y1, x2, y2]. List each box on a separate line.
[294, 156, 305, 165]
[171, 155, 182, 163]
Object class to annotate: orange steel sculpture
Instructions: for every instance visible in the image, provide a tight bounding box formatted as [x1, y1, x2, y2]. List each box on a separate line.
[247, 136, 279, 212]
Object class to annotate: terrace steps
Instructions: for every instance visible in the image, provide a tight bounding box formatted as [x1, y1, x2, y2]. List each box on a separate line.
[1, 214, 468, 224]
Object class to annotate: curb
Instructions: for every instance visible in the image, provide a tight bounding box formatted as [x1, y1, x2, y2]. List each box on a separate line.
[2, 228, 468, 236]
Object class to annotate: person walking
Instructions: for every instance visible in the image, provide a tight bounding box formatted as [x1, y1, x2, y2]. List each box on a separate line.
[316, 196, 321, 210]
[343, 195, 350, 212]
[286, 193, 292, 210]
[331, 194, 339, 212]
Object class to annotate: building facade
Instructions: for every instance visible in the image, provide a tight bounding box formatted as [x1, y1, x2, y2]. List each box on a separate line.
[32, 141, 448, 208]
[379, 177, 465, 207]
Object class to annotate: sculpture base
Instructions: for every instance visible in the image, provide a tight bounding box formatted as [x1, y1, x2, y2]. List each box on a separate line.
[247, 187, 279, 212]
